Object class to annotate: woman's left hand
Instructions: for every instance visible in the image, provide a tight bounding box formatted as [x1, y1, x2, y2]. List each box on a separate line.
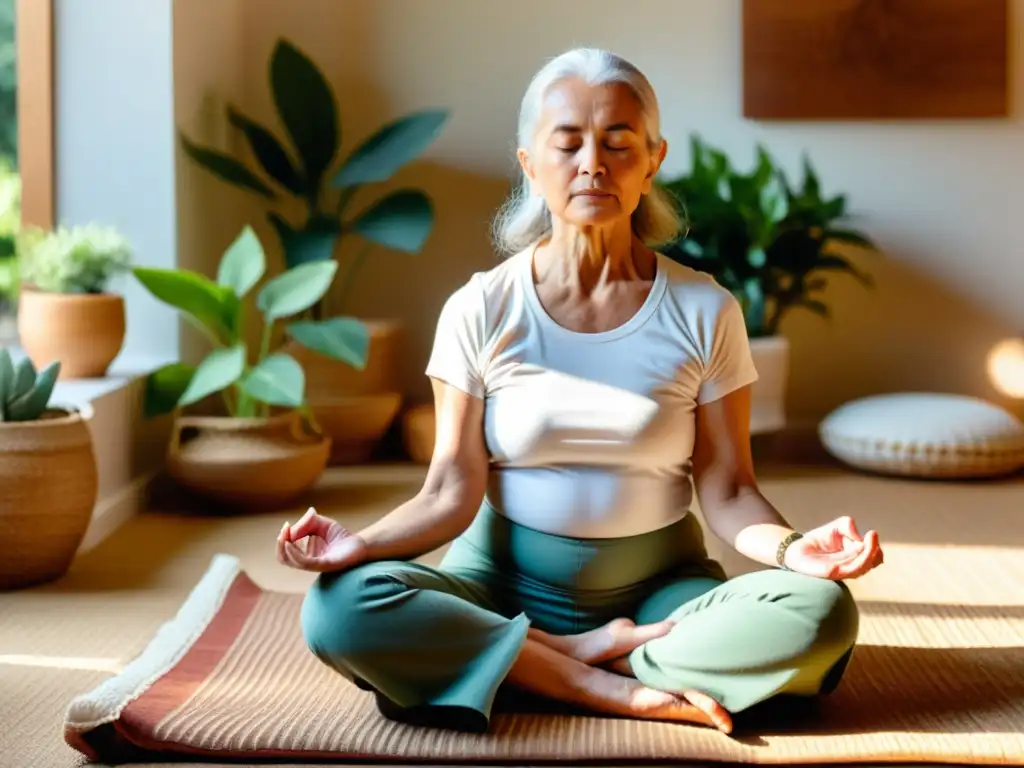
[783, 516, 884, 580]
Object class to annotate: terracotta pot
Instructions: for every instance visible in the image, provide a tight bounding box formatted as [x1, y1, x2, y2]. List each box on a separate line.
[287, 318, 403, 398]
[166, 411, 330, 510]
[17, 289, 125, 379]
[285, 319, 404, 463]
[749, 335, 790, 435]
[403, 403, 436, 464]
[310, 393, 403, 464]
[0, 404, 99, 590]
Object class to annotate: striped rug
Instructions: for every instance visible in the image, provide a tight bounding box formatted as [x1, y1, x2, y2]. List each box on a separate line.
[63, 554, 1024, 765]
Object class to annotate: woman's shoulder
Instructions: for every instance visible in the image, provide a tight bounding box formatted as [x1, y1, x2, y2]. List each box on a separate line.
[654, 252, 738, 312]
[437, 249, 529, 322]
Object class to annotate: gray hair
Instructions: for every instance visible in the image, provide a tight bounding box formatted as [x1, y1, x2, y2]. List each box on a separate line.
[492, 48, 683, 256]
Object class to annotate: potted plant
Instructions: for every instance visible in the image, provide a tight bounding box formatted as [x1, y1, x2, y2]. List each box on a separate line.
[133, 225, 370, 510]
[178, 37, 450, 463]
[0, 350, 99, 590]
[658, 135, 879, 433]
[15, 223, 132, 379]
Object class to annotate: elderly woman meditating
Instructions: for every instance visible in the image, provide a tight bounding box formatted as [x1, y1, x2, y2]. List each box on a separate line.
[277, 47, 883, 734]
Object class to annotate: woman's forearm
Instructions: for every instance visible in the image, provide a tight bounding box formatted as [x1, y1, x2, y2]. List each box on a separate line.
[355, 489, 477, 563]
[702, 486, 798, 568]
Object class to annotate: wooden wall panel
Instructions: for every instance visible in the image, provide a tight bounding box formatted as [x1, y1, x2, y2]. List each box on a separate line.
[742, 0, 1009, 120]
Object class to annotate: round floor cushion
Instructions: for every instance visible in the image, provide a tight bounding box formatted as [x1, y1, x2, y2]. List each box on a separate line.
[819, 393, 1024, 478]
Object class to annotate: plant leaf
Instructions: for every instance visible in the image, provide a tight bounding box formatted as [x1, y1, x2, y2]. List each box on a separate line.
[217, 225, 267, 298]
[12, 355, 35, 395]
[178, 345, 246, 407]
[268, 213, 340, 268]
[815, 255, 874, 288]
[179, 134, 276, 199]
[133, 267, 236, 341]
[227, 106, 305, 196]
[0, 348, 13, 405]
[7, 361, 59, 420]
[826, 228, 875, 250]
[270, 39, 338, 192]
[240, 353, 304, 407]
[333, 109, 449, 188]
[143, 362, 196, 418]
[799, 298, 830, 319]
[747, 247, 767, 268]
[350, 189, 434, 253]
[257, 260, 338, 321]
[287, 317, 369, 370]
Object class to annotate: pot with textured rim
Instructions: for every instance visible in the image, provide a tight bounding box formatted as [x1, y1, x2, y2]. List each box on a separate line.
[17, 288, 125, 379]
[166, 410, 330, 510]
[0, 403, 98, 590]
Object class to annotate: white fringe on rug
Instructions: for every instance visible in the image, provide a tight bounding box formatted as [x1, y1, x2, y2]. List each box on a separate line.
[64, 554, 242, 733]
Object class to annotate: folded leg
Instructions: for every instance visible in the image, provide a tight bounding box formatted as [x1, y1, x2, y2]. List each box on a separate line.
[629, 568, 859, 713]
[300, 560, 530, 732]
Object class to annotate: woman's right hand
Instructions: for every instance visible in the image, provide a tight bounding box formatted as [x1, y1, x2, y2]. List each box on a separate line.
[276, 507, 369, 573]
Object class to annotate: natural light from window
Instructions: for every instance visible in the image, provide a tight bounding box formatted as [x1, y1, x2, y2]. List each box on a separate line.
[0, 0, 16, 344]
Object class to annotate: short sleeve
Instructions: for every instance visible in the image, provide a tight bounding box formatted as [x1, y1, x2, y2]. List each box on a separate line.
[424, 277, 487, 399]
[697, 292, 759, 405]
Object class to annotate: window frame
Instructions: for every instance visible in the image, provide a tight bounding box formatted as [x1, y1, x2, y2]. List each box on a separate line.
[16, 0, 53, 231]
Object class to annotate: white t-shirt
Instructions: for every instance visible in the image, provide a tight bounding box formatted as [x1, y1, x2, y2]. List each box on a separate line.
[425, 247, 759, 539]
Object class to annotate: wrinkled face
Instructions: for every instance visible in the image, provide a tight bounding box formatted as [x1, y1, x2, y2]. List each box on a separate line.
[518, 77, 666, 233]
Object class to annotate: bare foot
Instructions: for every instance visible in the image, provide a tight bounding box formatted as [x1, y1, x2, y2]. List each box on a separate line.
[559, 618, 676, 665]
[580, 665, 733, 733]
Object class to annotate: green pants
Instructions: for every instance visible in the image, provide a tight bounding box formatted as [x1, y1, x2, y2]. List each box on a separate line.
[301, 503, 859, 732]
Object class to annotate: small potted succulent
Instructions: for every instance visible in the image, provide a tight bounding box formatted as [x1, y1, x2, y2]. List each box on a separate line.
[0, 349, 99, 590]
[134, 225, 370, 510]
[16, 224, 133, 379]
[658, 135, 879, 433]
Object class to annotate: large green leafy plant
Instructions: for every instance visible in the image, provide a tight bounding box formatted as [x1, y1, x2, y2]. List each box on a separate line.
[659, 135, 878, 338]
[134, 226, 369, 421]
[0, 348, 60, 422]
[180, 38, 449, 318]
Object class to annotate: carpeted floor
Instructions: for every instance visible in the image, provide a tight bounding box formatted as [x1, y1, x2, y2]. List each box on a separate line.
[2, 460, 1023, 768]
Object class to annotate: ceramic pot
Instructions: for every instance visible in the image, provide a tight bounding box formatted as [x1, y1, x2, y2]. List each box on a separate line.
[285, 319, 404, 463]
[166, 410, 330, 510]
[0, 404, 98, 590]
[749, 335, 790, 435]
[312, 393, 403, 464]
[17, 289, 125, 379]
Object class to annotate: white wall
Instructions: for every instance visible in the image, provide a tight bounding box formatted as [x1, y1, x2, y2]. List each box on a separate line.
[54, 0, 179, 369]
[225, 0, 1023, 421]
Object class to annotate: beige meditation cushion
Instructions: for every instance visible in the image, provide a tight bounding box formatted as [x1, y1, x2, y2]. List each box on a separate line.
[818, 393, 1024, 478]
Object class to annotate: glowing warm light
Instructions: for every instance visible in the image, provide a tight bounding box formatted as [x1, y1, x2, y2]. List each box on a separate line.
[986, 338, 1024, 398]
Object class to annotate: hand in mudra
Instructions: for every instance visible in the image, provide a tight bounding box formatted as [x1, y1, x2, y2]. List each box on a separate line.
[276, 507, 369, 573]
[784, 516, 883, 580]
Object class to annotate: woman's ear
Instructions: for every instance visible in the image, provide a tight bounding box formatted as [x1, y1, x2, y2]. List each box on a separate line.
[517, 147, 534, 181]
[642, 139, 668, 193]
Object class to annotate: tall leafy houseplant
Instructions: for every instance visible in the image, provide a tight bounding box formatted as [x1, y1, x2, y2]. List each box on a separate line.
[179, 38, 449, 318]
[659, 135, 878, 338]
[135, 226, 368, 421]
[133, 226, 370, 509]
